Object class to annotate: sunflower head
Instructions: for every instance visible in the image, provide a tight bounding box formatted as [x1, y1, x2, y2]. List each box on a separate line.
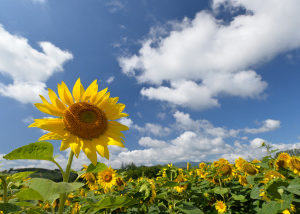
[288, 156, 300, 176]
[29, 78, 129, 165]
[215, 201, 227, 214]
[97, 167, 117, 191]
[242, 162, 258, 176]
[235, 157, 247, 171]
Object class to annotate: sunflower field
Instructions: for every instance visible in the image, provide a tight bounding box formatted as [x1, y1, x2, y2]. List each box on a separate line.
[0, 79, 299, 213]
[1, 142, 300, 214]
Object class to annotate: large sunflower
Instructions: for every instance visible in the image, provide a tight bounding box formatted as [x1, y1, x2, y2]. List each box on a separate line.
[29, 78, 129, 165]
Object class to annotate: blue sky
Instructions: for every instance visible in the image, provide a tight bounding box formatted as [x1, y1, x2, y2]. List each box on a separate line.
[1, 0, 300, 170]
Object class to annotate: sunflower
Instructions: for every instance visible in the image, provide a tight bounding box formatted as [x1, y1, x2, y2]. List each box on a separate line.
[29, 78, 129, 165]
[238, 175, 248, 186]
[261, 170, 285, 184]
[115, 177, 126, 191]
[288, 156, 300, 176]
[81, 164, 98, 190]
[215, 201, 227, 214]
[97, 167, 117, 191]
[242, 162, 258, 176]
[275, 152, 291, 170]
[235, 157, 247, 171]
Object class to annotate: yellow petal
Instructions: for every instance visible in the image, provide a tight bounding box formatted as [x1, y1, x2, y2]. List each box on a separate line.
[108, 121, 129, 131]
[90, 88, 107, 104]
[70, 141, 82, 158]
[104, 146, 109, 159]
[29, 118, 65, 133]
[72, 78, 85, 102]
[81, 79, 98, 102]
[58, 83, 73, 106]
[107, 138, 125, 148]
[60, 140, 70, 151]
[82, 143, 98, 165]
[61, 81, 74, 106]
[39, 132, 64, 141]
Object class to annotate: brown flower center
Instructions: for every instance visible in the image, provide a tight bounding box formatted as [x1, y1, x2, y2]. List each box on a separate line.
[103, 173, 112, 182]
[219, 164, 232, 176]
[63, 102, 108, 139]
[116, 178, 124, 186]
[243, 163, 257, 175]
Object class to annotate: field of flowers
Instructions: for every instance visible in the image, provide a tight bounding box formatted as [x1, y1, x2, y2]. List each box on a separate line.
[0, 79, 299, 213]
[0, 142, 299, 214]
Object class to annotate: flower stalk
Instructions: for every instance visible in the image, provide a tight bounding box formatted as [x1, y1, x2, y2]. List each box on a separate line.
[58, 150, 74, 214]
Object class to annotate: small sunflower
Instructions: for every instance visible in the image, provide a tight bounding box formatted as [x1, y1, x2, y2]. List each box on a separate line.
[97, 167, 117, 191]
[81, 164, 98, 190]
[29, 78, 129, 165]
[238, 175, 248, 186]
[115, 177, 126, 191]
[215, 200, 227, 214]
[261, 170, 285, 184]
[275, 153, 291, 170]
[288, 156, 300, 176]
[242, 162, 258, 176]
[235, 157, 247, 171]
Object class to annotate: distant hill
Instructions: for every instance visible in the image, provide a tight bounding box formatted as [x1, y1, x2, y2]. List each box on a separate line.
[6, 168, 78, 182]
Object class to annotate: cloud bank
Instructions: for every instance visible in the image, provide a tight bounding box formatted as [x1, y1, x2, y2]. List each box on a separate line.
[119, 0, 300, 110]
[0, 25, 73, 103]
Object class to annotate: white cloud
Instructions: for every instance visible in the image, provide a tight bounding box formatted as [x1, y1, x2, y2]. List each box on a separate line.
[244, 119, 281, 134]
[105, 0, 126, 13]
[106, 76, 115, 84]
[174, 111, 239, 138]
[118, 117, 133, 128]
[119, 0, 300, 110]
[0, 25, 73, 103]
[250, 138, 265, 148]
[133, 123, 171, 137]
[138, 137, 168, 148]
[22, 116, 34, 125]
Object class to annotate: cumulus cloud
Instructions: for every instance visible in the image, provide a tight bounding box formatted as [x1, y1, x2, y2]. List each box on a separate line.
[138, 137, 168, 148]
[174, 111, 239, 138]
[244, 119, 281, 134]
[0, 25, 73, 103]
[133, 123, 171, 137]
[119, 0, 300, 109]
[106, 76, 115, 84]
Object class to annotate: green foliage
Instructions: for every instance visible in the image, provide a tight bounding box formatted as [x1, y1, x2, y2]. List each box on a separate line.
[3, 142, 54, 161]
[119, 164, 164, 180]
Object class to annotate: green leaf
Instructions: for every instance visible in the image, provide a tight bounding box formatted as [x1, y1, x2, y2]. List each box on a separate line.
[178, 202, 204, 214]
[16, 188, 44, 201]
[213, 187, 229, 195]
[265, 179, 289, 199]
[93, 196, 138, 211]
[231, 194, 246, 201]
[250, 185, 261, 200]
[260, 201, 281, 214]
[25, 178, 84, 202]
[255, 162, 269, 169]
[3, 142, 54, 161]
[11, 171, 35, 181]
[0, 203, 21, 213]
[86, 162, 108, 173]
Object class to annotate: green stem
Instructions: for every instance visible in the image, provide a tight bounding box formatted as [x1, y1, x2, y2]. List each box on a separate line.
[52, 159, 64, 177]
[1, 178, 8, 203]
[58, 150, 74, 214]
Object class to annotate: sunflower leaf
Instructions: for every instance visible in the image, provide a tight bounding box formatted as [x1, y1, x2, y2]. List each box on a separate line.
[86, 162, 108, 173]
[3, 142, 54, 162]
